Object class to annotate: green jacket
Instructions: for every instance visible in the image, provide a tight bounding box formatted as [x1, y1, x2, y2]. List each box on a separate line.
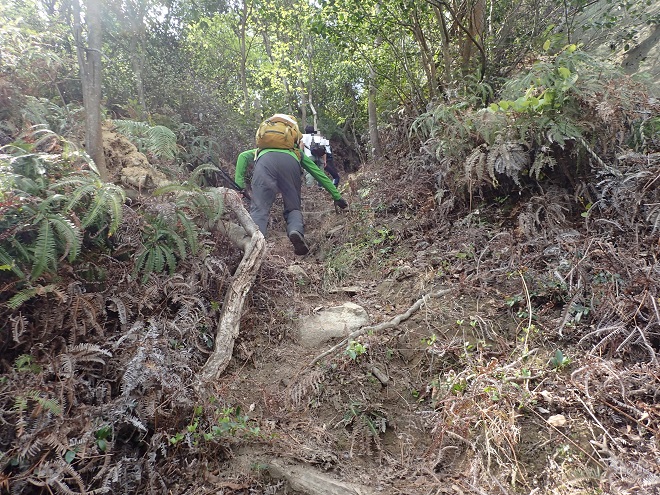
[234, 148, 342, 200]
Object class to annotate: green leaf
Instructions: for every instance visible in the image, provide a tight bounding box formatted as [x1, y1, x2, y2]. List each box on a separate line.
[543, 39, 551, 51]
[0, 246, 25, 278]
[65, 450, 76, 463]
[558, 67, 571, 79]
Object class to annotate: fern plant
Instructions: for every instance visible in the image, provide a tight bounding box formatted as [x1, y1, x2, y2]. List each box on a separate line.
[154, 163, 226, 225]
[112, 119, 178, 160]
[1, 130, 124, 282]
[411, 44, 645, 201]
[1, 151, 82, 281]
[129, 163, 229, 281]
[134, 213, 194, 280]
[487, 45, 626, 151]
[51, 174, 126, 234]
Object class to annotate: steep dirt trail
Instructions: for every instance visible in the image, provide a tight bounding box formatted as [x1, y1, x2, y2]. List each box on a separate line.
[212, 184, 446, 494]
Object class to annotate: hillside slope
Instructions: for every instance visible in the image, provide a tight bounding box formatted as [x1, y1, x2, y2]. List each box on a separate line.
[200, 147, 660, 494]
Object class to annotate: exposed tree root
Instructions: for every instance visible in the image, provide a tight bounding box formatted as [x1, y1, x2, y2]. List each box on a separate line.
[309, 288, 451, 366]
[197, 188, 266, 388]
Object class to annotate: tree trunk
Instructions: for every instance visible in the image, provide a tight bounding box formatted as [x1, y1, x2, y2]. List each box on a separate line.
[461, 0, 486, 75]
[238, 0, 251, 115]
[72, 0, 108, 181]
[128, 1, 148, 116]
[433, 4, 452, 89]
[129, 39, 147, 116]
[368, 63, 381, 160]
[411, 8, 437, 101]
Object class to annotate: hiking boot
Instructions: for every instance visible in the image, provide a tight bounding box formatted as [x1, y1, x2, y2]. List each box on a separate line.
[288, 230, 309, 255]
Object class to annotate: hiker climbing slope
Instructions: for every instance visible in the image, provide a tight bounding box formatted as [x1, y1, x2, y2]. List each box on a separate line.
[301, 125, 340, 186]
[234, 114, 348, 256]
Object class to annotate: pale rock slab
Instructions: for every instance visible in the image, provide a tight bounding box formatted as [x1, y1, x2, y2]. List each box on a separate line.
[295, 302, 369, 348]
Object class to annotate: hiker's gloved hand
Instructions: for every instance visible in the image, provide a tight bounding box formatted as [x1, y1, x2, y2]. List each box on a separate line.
[334, 198, 348, 209]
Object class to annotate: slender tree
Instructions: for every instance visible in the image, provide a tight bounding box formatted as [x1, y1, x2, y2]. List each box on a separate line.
[72, 0, 108, 180]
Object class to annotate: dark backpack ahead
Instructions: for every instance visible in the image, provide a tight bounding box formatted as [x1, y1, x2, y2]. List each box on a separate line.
[310, 141, 326, 158]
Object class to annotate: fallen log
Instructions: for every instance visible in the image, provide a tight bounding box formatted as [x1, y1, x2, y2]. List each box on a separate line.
[197, 188, 266, 387]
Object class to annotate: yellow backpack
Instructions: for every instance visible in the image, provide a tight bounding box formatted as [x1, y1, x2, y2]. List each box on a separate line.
[255, 114, 302, 159]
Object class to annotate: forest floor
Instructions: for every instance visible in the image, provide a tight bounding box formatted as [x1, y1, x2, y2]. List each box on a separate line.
[201, 160, 660, 495]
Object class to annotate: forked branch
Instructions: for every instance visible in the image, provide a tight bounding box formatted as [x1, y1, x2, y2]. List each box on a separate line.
[309, 289, 451, 367]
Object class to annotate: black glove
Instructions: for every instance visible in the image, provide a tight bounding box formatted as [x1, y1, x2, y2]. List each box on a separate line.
[334, 198, 348, 209]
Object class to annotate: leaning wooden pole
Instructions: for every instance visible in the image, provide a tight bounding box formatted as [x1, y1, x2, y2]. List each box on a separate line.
[197, 188, 266, 387]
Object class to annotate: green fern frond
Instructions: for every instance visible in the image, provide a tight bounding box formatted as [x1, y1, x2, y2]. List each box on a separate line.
[8, 284, 59, 309]
[112, 120, 177, 160]
[54, 174, 125, 233]
[81, 192, 109, 231]
[146, 247, 159, 274]
[11, 173, 42, 195]
[162, 245, 177, 274]
[40, 193, 68, 210]
[204, 190, 225, 221]
[191, 190, 225, 223]
[26, 391, 62, 415]
[14, 395, 28, 412]
[9, 235, 31, 263]
[58, 179, 99, 210]
[112, 119, 150, 137]
[151, 247, 165, 274]
[48, 214, 82, 261]
[101, 184, 126, 234]
[176, 210, 199, 255]
[134, 249, 149, 275]
[530, 153, 557, 180]
[167, 228, 187, 260]
[8, 287, 39, 309]
[30, 218, 56, 280]
[147, 125, 177, 159]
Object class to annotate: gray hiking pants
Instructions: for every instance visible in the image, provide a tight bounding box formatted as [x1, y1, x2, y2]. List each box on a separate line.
[250, 151, 303, 237]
